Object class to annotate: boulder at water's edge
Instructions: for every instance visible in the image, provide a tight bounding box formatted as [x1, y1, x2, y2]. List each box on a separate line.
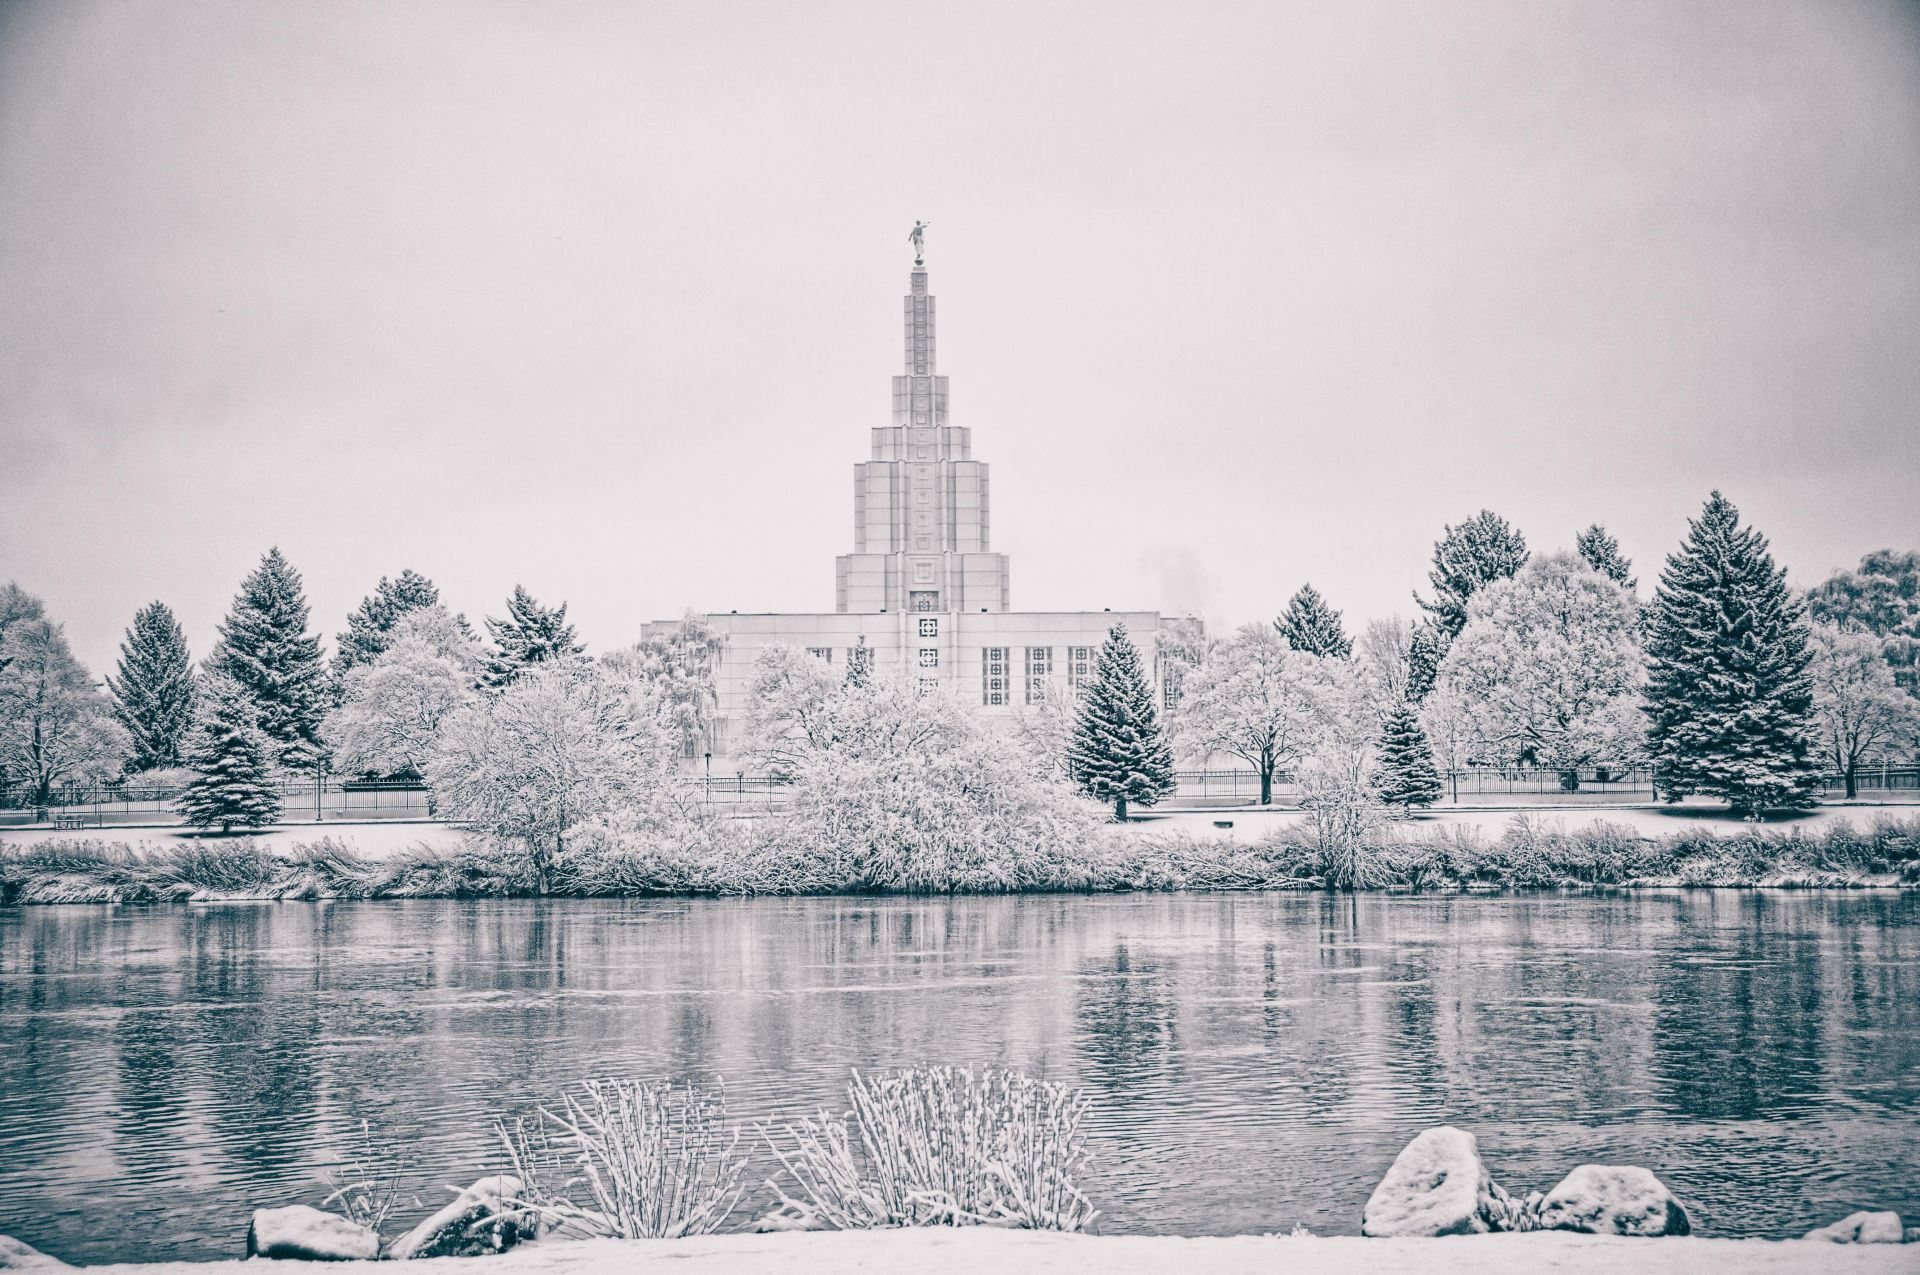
[1360, 1126, 1502, 1237]
[1802, 1211, 1905, 1244]
[246, 1206, 381, 1261]
[385, 1175, 527, 1260]
[1535, 1165, 1690, 1237]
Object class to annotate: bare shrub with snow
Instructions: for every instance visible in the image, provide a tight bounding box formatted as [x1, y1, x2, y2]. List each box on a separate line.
[498, 1079, 746, 1240]
[764, 1067, 1097, 1232]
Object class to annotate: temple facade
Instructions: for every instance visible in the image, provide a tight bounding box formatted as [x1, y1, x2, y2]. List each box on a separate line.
[647, 254, 1169, 762]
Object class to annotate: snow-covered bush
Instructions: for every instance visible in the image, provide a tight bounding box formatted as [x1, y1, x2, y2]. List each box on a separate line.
[764, 1067, 1097, 1232]
[498, 1079, 746, 1240]
[741, 653, 1106, 890]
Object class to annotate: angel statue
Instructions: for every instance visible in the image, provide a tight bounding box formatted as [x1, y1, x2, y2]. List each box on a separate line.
[909, 220, 929, 262]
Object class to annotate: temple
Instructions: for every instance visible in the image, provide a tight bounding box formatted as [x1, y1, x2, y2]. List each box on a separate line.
[647, 250, 1170, 762]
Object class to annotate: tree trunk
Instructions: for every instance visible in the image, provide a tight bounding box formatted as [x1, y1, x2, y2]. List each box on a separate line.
[1114, 796, 1128, 822]
[1559, 768, 1580, 793]
[1845, 763, 1858, 800]
[1259, 765, 1273, 806]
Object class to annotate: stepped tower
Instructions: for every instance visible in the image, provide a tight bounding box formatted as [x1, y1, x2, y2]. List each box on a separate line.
[834, 258, 1011, 613]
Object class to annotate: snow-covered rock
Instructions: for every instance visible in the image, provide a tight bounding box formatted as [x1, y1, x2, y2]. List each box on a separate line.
[1535, 1165, 1690, 1237]
[244, 1206, 380, 1261]
[1360, 1127, 1503, 1237]
[384, 1175, 527, 1261]
[0, 1236, 69, 1269]
[1802, 1211, 1905, 1244]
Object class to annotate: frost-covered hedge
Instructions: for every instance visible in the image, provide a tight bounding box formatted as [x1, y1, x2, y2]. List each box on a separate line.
[4, 814, 1917, 903]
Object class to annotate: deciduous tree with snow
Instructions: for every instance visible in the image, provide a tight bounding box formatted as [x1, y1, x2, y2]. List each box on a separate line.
[427, 657, 679, 889]
[1173, 624, 1329, 806]
[323, 606, 481, 778]
[1434, 552, 1644, 790]
[1809, 621, 1917, 798]
[0, 616, 128, 805]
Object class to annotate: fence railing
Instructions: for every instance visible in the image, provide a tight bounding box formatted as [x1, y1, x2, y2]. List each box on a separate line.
[1171, 765, 1920, 804]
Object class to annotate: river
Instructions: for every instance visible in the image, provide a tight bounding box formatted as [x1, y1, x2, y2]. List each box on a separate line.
[1, 892, 1915, 1262]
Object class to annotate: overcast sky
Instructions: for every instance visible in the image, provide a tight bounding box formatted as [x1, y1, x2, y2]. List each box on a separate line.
[3, 0, 1917, 678]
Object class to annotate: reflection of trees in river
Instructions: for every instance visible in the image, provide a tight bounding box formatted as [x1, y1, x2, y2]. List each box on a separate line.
[1075, 942, 1179, 1096]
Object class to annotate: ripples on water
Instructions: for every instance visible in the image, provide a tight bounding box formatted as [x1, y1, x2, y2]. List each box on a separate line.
[1, 892, 1916, 1262]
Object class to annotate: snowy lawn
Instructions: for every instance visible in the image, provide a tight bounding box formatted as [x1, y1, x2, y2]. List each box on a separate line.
[1126, 802, 1919, 842]
[67, 1230, 1920, 1274]
[0, 820, 467, 858]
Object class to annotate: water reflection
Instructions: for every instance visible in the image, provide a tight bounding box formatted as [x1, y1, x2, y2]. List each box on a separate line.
[0, 892, 1915, 1262]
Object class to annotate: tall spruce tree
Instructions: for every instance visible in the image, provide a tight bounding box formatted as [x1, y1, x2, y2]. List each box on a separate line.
[333, 568, 442, 679]
[1275, 584, 1352, 658]
[212, 548, 331, 769]
[1576, 523, 1637, 590]
[1067, 624, 1175, 820]
[1373, 701, 1444, 811]
[106, 601, 197, 773]
[1645, 492, 1820, 815]
[177, 673, 282, 832]
[481, 585, 584, 690]
[1416, 510, 1529, 639]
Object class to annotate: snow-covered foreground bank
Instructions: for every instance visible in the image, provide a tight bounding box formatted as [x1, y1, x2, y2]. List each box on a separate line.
[65, 1230, 1920, 1274]
[0, 820, 466, 857]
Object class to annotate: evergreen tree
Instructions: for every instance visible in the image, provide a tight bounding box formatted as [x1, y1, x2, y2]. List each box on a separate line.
[1274, 583, 1352, 658]
[1067, 624, 1175, 820]
[1373, 701, 1444, 810]
[333, 568, 442, 679]
[844, 636, 873, 689]
[1576, 523, 1637, 590]
[481, 585, 584, 690]
[211, 548, 331, 769]
[106, 601, 197, 773]
[1405, 622, 1447, 703]
[1645, 492, 1820, 815]
[1416, 510, 1529, 639]
[176, 673, 282, 833]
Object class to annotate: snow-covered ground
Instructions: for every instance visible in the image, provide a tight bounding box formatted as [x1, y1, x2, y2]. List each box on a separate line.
[68, 1230, 1920, 1274]
[2, 802, 1916, 860]
[1128, 803, 1918, 841]
[0, 820, 466, 857]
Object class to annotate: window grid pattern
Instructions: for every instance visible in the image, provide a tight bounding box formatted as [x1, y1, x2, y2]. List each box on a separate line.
[1025, 647, 1052, 705]
[982, 647, 1010, 706]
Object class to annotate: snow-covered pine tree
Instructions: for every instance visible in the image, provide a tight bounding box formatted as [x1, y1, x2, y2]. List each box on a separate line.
[1405, 622, 1447, 703]
[1274, 583, 1352, 657]
[211, 548, 331, 770]
[1416, 510, 1529, 639]
[1067, 624, 1175, 820]
[1373, 700, 1443, 811]
[480, 585, 584, 690]
[176, 673, 282, 833]
[333, 568, 442, 678]
[844, 636, 873, 689]
[106, 601, 196, 773]
[1576, 523, 1637, 590]
[1645, 491, 1821, 815]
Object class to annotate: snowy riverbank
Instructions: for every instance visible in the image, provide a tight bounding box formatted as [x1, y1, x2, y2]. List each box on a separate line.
[55, 1229, 1920, 1274]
